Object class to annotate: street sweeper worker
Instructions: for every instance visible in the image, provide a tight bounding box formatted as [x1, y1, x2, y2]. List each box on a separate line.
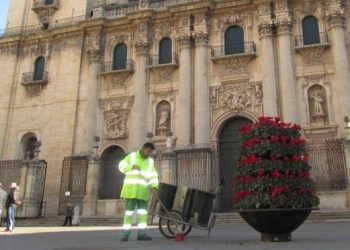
[118, 142, 159, 242]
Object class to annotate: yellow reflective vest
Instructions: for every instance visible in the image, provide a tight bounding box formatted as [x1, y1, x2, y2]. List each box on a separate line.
[118, 150, 159, 201]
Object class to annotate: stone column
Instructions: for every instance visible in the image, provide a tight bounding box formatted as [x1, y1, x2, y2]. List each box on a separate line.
[194, 33, 210, 147]
[325, 1, 350, 134]
[82, 157, 100, 216]
[75, 31, 101, 155]
[176, 35, 192, 148]
[276, 20, 299, 123]
[258, 23, 279, 117]
[131, 43, 149, 150]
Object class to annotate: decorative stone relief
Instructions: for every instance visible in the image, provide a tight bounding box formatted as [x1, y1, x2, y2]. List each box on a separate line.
[325, 0, 345, 27]
[105, 72, 133, 87]
[301, 74, 331, 86]
[211, 54, 256, 74]
[156, 101, 171, 136]
[104, 110, 129, 139]
[149, 64, 177, 82]
[92, 0, 106, 18]
[152, 90, 175, 103]
[135, 42, 150, 55]
[224, 12, 242, 26]
[113, 34, 127, 44]
[296, 45, 329, 64]
[258, 22, 274, 37]
[30, 42, 47, 56]
[99, 96, 134, 111]
[36, 8, 55, 23]
[301, 0, 317, 15]
[276, 20, 293, 34]
[193, 32, 209, 46]
[220, 86, 252, 110]
[251, 82, 263, 104]
[139, 0, 150, 10]
[86, 32, 102, 61]
[258, 3, 271, 14]
[158, 22, 172, 38]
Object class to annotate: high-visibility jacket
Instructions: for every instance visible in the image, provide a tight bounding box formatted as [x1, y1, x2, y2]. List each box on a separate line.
[118, 150, 159, 201]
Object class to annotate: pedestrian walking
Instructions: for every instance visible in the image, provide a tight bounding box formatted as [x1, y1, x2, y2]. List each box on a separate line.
[5, 183, 21, 233]
[118, 142, 159, 242]
[63, 203, 74, 226]
[0, 183, 7, 226]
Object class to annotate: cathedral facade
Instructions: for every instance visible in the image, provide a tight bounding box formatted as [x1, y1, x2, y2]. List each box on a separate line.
[1, 0, 350, 215]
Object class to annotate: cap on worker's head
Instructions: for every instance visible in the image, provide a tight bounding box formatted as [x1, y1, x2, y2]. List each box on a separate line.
[10, 183, 17, 188]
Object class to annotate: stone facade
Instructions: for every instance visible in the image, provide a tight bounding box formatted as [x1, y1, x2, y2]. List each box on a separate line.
[1, 0, 350, 214]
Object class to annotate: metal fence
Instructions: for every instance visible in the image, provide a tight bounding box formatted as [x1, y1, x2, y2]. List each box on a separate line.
[0, 160, 23, 191]
[305, 139, 348, 191]
[58, 156, 89, 215]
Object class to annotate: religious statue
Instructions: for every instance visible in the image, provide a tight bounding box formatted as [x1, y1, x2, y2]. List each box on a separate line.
[158, 109, 169, 128]
[310, 92, 324, 115]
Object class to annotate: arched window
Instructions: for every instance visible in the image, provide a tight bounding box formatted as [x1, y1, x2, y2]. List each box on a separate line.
[99, 146, 126, 199]
[159, 38, 172, 64]
[21, 133, 37, 159]
[302, 16, 320, 45]
[113, 43, 127, 70]
[225, 26, 244, 55]
[34, 57, 45, 81]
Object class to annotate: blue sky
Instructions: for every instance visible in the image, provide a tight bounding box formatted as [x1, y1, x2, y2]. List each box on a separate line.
[0, 0, 10, 29]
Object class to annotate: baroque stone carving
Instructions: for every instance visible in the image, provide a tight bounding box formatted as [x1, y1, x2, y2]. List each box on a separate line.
[251, 82, 263, 104]
[156, 101, 171, 136]
[106, 72, 132, 87]
[301, 74, 331, 86]
[193, 32, 209, 46]
[301, 0, 317, 15]
[139, 0, 150, 10]
[104, 110, 129, 139]
[152, 90, 175, 102]
[326, 12, 345, 28]
[113, 34, 126, 44]
[99, 96, 135, 111]
[224, 12, 242, 25]
[176, 35, 191, 48]
[149, 65, 177, 82]
[296, 45, 329, 64]
[158, 22, 172, 38]
[258, 23, 274, 37]
[30, 42, 47, 56]
[86, 32, 102, 61]
[276, 20, 293, 34]
[36, 9, 54, 23]
[308, 85, 328, 126]
[212, 54, 256, 74]
[220, 86, 252, 110]
[258, 3, 271, 14]
[135, 42, 150, 55]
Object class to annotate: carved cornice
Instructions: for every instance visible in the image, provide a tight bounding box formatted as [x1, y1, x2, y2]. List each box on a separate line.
[99, 95, 135, 110]
[258, 22, 274, 38]
[193, 32, 209, 46]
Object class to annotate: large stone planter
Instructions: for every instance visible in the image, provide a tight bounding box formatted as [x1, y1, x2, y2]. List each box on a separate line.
[238, 208, 314, 242]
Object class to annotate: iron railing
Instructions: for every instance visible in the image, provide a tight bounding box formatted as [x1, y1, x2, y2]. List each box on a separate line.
[0, 160, 23, 191]
[148, 53, 178, 67]
[305, 139, 348, 191]
[211, 42, 256, 58]
[59, 156, 89, 215]
[295, 32, 329, 47]
[22, 71, 49, 83]
[18, 202, 47, 218]
[106, 2, 139, 17]
[32, 0, 60, 9]
[101, 59, 134, 73]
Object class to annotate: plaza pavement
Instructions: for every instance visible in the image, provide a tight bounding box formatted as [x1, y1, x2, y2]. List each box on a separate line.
[0, 221, 349, 250]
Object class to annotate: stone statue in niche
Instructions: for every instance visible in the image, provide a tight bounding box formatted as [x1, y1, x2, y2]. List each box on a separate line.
[156, 101, 171, 136]
[308, 86, 327, 126]
[310, 92, 324, 115]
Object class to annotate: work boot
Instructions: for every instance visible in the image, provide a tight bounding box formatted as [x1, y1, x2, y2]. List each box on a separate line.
[137, 235, 152, 241]
[121, 235, 129, 242]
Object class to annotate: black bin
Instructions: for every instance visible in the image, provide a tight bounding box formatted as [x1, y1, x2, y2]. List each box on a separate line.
[149, 182, 177, 215]
[188, 190, 216, 227]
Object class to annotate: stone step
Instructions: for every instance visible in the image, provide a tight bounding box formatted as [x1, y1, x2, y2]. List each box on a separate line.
[12, 210, 350, 227]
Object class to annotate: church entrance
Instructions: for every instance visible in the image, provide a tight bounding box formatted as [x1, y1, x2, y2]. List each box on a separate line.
[99, 146, 126, 199]
[218, 116, 253, 212]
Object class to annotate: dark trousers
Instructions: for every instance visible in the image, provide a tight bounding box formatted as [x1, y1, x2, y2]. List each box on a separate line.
[63, 216, 72, 226]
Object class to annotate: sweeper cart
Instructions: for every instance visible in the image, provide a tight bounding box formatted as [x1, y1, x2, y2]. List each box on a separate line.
[149, 179, 224, 239]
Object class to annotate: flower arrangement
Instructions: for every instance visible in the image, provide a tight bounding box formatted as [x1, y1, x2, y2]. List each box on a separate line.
[234, 117, 320, 209]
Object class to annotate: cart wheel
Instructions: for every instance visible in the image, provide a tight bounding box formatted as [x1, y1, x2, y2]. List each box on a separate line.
[158, 210, 188, 239]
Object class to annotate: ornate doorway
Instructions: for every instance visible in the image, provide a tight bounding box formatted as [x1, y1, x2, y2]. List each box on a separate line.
[218, 116, 252, 212]
[99, 146, 126, 199]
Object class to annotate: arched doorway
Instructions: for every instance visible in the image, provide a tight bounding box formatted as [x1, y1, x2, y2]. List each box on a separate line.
[99, 146, 126, 199]
[218, 116, 252, 212]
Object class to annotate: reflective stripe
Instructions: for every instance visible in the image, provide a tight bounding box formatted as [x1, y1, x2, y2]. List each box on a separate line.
[125, 211, 134, 216]
[123, 179, 148, 186]
[138, 223, 147, 229]
[148, 179, 159, 185]
[125, 170, 141, 176]
[137, 209, 148, 215]
[119, 161, 128, 172]
[123, 224, 131, 230]
[130, 152, 136, 165]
